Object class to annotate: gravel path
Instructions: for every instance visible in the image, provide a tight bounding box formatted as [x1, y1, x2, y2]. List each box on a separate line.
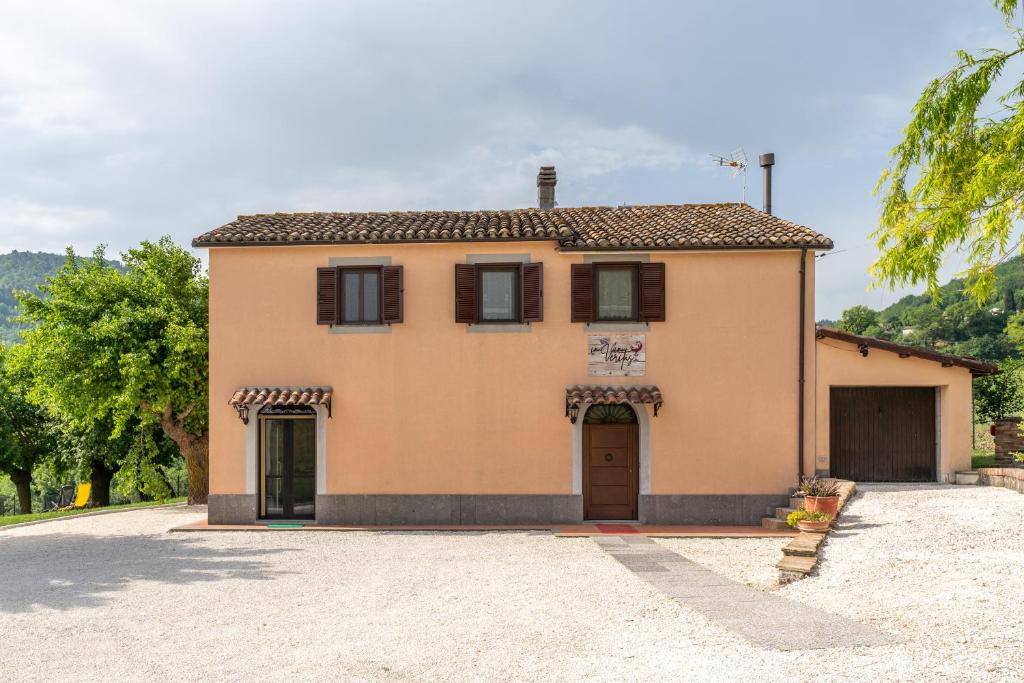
[1, 485, 1022, 681]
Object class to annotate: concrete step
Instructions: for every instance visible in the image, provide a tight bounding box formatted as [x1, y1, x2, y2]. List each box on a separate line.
[774, 506, 798, 520]
[777, 555, 817, 574]
[761, 517, 790, 531]
[789, 496, 805, 510]
[955, 471, 980, 485]
[782, 531, 826, 557]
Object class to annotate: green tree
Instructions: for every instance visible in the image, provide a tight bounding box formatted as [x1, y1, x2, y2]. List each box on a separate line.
[837, 304, 880, 335]
[14, 238, 209, 503]
[873, 0, 1024, 304]
[0, 346, 55, 513]
[974, 361, 1024, 421]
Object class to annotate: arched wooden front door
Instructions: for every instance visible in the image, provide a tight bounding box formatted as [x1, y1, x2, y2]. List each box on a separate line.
[582, 404, 639, 520]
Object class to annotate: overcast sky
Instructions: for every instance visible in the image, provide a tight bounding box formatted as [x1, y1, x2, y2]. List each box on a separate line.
[0, 1, 1013, 318]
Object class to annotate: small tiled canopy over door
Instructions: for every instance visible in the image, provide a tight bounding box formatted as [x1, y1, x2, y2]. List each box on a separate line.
[829, 387, 936, 482]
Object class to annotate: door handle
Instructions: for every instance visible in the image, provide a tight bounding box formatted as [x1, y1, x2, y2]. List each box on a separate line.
[605, 453, 614, 462]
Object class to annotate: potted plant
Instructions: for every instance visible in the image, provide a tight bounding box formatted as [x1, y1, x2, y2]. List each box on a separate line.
[786, 509, 832, 532]
[800, 476, 841, 517]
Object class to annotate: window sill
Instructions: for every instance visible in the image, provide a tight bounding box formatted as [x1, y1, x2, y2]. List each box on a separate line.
[329, 324, 392, 335]
[585, 321, 650, 332]
[467, 322, 532, 334]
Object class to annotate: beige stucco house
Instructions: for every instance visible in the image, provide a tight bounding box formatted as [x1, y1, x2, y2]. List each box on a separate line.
[192, 166, 995, 527]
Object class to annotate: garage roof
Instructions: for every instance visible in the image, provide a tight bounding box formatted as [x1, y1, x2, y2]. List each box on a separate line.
[815, 327, 998, 376]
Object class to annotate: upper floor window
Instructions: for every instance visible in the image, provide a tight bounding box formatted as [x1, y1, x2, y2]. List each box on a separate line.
[571, 261, 665, 323]
[478, 265, 519, 322]
[316, 265, 403, 326]
[455, 262, 543, 324]
[341, 268, 380, 324]
[595, 264, 637, 322]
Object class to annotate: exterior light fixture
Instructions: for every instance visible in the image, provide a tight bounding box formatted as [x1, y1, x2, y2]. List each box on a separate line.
[566, 401, 581, 424]
[234, 403, 250, 425]
[857, 344, 869, 357]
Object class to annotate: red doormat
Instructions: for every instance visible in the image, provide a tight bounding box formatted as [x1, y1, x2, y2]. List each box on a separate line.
[595, 524, 640, 534]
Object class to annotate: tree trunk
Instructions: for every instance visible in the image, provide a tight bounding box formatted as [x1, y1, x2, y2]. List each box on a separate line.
[90, 459, 114, 507]
[159, 406, 209, 505]
[10, 468, 32, 514]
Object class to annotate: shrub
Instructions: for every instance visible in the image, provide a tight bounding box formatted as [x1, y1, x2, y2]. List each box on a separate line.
[786, 509, 831, 528]
[800, 477, 841, 498]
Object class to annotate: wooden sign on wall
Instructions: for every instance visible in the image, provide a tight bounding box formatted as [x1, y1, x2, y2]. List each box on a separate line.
[588, 335, 646, 376]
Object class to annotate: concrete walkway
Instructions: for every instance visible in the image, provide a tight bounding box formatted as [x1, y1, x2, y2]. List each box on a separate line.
[593, 535, 891, 651]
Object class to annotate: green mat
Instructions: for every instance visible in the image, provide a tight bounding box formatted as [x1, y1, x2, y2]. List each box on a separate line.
[266, 523, 304, 529]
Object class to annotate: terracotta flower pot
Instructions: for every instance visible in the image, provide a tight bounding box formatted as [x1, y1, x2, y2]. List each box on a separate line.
[805, 495, 839, 517]
[796, 519, 830, 533]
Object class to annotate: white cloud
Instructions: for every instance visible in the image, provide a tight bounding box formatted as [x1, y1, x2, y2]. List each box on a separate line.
[282, 119, 698, 212]
[0, 198, 111, 253]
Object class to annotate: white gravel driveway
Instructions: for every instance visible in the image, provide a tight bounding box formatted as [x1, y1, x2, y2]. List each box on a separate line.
[1, 485, 1022, 681]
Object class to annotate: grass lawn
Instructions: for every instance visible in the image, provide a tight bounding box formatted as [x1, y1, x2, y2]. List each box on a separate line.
[972, 451, 996, 469]
[0, 497, 185, 528]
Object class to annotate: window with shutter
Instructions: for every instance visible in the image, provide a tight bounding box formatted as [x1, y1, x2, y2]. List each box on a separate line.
[318, 264, 404, 327]
[638, 262, 666, 322]
[454, 264, 477, 323]
[579, 262, 666, 323]
[456, 262, 542, 324]
[571, 263, 594, 322]
[316, 267, 338, 325]
[521, 262, 543, 323]
[381, 266, 404, 324]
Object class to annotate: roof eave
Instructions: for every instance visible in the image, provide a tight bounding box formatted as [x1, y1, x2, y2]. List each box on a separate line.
[815, 326, 998, 376]
[557, 242, 833, 252]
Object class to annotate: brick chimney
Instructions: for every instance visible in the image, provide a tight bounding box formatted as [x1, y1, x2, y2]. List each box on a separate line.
[537, 166, 556, 209]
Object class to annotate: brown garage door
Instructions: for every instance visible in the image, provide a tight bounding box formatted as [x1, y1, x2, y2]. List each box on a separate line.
[830, 387, 936, 482]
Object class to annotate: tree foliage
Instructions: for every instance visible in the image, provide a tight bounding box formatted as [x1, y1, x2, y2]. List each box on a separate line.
[0, 346, 55, 513]
[974, 360, 1024, 421]
[837, 305, 880, 335]
[0, 250, 123, 344]
[829, 254, 1024, 363]
[873, 0, 1024, 304]
[13, 238, 210, 503]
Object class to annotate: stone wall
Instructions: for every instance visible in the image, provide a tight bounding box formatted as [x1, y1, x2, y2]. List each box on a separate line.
[991, 418, 1024, 465]
[976, 467, 1024, 494]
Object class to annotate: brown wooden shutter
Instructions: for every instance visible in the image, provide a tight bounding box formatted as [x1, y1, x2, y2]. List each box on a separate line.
[570, 263, 594, 322]
[638, 262, 666, 322]
[454, 264, 477, 323]
[521, 262, 543, 323]
[316, 267, 339, 325]
[381, 265, 404, 324]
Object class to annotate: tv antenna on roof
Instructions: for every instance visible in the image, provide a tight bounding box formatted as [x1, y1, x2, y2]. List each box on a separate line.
[710, 148, 748, 203]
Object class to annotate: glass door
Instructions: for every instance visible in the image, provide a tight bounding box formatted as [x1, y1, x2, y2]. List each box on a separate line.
[261, 417, 316, 519]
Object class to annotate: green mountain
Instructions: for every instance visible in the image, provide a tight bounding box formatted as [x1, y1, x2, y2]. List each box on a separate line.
[825, 255, 1024, 364]
[0, 251, 124, 345]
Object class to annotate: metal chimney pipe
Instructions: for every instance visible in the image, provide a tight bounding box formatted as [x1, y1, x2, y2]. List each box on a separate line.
[758, 153, 775, 214]
[537, 166, 557, 209]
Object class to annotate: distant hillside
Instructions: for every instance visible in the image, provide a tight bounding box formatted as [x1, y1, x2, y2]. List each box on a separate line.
[0, 251, 123, 345]
[823, 255, 1024, 363]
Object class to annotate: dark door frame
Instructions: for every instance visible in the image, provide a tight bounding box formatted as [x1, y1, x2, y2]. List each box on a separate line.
[259, 414, 317, 519]
[582, 418, 639, 521]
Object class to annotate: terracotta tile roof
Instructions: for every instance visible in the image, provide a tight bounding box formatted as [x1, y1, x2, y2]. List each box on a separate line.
[192, 204, 832, 251]
[566, 385, 664, 409]
[815, 327, 998, 376]
[229, 386, 333, 407]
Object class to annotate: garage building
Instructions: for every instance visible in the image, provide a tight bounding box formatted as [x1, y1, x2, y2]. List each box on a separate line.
[815, 326, 996, 483]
